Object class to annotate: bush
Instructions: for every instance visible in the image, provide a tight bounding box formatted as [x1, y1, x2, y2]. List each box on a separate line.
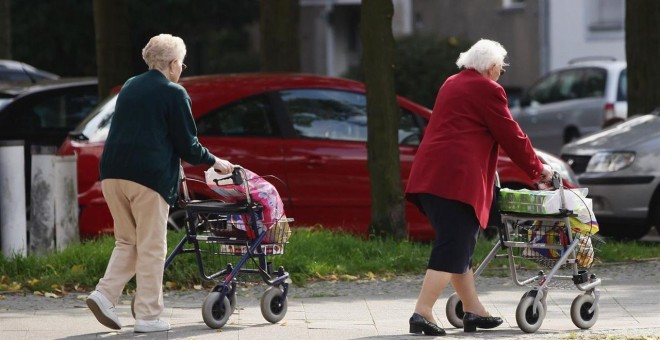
[344, 34, 473, 109]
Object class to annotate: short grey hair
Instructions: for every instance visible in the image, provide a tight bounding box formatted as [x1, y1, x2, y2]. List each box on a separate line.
[456, 39, 508, 72]
[142, 34, 187, 70]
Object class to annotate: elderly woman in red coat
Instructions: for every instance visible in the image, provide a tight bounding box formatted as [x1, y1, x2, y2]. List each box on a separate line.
[406, 39, 552, 336]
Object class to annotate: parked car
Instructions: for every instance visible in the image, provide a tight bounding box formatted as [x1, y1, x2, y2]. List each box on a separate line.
[58, 73, 577, 240]
[560, 109, 660, 239]
[0, 78, 99, 148]
[0, 59, 60, 83]
[511, 57, 627, 155]
[0, 78, 99, 199]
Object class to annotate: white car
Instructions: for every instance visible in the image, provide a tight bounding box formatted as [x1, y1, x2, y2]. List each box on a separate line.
[560, 109, 660, 240]
[512, 58, 627, 155]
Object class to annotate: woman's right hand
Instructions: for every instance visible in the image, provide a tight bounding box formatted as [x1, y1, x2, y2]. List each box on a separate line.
[213, 157, 234, 175]
[539, 164, 554, 184]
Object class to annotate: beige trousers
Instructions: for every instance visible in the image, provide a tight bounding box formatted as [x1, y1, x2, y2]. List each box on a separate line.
[96, 179, 169, 320]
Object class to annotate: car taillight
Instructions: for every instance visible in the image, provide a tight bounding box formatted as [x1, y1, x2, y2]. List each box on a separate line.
[603, 102, 615, 122]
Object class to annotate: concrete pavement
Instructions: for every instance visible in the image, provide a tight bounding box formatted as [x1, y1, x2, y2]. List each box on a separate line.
[1, 261, 659, 339]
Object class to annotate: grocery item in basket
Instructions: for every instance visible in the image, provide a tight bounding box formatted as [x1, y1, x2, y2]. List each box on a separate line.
[525, 225, 569, 259]
[576, 235, 594, 268]
[500, 189, 560, 214]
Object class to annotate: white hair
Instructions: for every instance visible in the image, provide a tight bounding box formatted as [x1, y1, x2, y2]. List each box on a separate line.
[456, 39, 508, 72]
[141, 34, 187, 70]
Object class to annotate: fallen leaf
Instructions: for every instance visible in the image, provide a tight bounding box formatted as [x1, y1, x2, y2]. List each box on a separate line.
[0, 295, 5, 300]
[193, 284, 203, 290]
[8, 282, 22, 291]
[33, 291, 45, 296]
[1, 275, 9, 284]
[44, 292, 60, 298]
[280, 322, 288, 326]
[76, 295, 87, 301]
[165, 281, 178, 289]
[27, 278, 40, 287]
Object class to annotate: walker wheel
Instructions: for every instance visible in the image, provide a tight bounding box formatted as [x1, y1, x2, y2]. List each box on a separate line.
[260, 286, 287, 323]
[445, 292, 464, 328]
[570, 293, 599, 329]
[516, 292, 546, 333]
[202, 292, 232, 329]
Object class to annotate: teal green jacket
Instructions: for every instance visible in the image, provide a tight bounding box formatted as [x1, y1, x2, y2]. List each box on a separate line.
[100, 70, 215, 205]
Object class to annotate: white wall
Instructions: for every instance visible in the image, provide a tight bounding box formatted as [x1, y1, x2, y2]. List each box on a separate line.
[548, 0, 625, 70]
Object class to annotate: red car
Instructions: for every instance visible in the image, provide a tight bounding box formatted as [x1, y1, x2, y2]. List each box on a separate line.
[58, 73, 577, 240]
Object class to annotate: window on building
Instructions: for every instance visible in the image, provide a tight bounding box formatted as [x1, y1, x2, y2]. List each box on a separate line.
[586, 0, 624, 33]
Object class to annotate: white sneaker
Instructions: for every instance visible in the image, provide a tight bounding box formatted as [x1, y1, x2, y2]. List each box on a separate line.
[134, 319, 171, 333]
[86, 290, 122, 330]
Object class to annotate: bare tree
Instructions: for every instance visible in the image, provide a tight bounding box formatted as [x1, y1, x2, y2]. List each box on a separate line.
[625, 0, 660, 115]
[0, 0, 10, 59]
[360, 0, 406, 240]
[93, 0, 132, 98]
[259, 0, 300, 72]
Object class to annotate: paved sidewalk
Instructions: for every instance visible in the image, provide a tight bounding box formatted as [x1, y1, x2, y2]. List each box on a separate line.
[1, 261, 659, 339]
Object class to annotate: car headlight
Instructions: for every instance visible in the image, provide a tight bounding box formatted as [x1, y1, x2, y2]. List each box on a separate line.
[586, 152, 635, 172]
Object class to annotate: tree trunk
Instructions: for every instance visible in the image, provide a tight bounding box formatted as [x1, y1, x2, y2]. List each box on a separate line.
[625, 0, 660, 115]
[259, 0, 300, 72]
[0, 0, 10, 59]
[360, 0, 406, 240]
[93, 0, 132, 98]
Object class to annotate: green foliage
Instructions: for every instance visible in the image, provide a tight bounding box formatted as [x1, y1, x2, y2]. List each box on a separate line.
[345, 34, 473, 109]
[9, 0, 260, 77]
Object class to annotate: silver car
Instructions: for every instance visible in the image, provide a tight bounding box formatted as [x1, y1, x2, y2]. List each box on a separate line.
[560, 110, 660, 239]
[512, 59, 627, 155]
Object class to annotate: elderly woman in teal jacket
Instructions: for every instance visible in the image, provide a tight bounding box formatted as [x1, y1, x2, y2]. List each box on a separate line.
[86, 34, 234, 334]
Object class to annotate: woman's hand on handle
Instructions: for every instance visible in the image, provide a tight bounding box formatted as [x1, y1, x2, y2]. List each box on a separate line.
[539, 164, 554, 184]
[213, 156, 234, 175]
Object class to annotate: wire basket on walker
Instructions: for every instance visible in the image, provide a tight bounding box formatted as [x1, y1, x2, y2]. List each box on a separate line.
[160, 165, 293, 329]
[444, 172, 602, 333]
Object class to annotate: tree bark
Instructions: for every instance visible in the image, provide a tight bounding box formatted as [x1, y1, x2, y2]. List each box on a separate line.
[360, 0, 406, 240]
[625, 0, 660, 115]
[259, 0, 300, 72]
[93, 0, 133, 98]
[0, 0, 10, 59]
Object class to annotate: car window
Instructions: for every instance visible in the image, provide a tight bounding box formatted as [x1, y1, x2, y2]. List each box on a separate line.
[280, 89, 423, 145]
[617, 69, 627, 101]
[0, 86, 98, 131]
[78, 95, 117, 142]
[527, 72, 559, 105]
[582, 68, 607, 98]
[553, 69, 585, 101]
[197, 94, 277, 137]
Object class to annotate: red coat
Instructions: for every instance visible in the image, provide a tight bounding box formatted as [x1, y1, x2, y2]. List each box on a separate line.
[406, 69, 543, 229]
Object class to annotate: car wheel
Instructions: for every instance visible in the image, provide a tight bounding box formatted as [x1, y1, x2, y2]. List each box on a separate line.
[564, 128, 581, 144]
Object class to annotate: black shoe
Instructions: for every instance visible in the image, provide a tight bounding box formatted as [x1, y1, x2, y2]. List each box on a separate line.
[409, 313, 446, 336]
[463, 312, 503, 332]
